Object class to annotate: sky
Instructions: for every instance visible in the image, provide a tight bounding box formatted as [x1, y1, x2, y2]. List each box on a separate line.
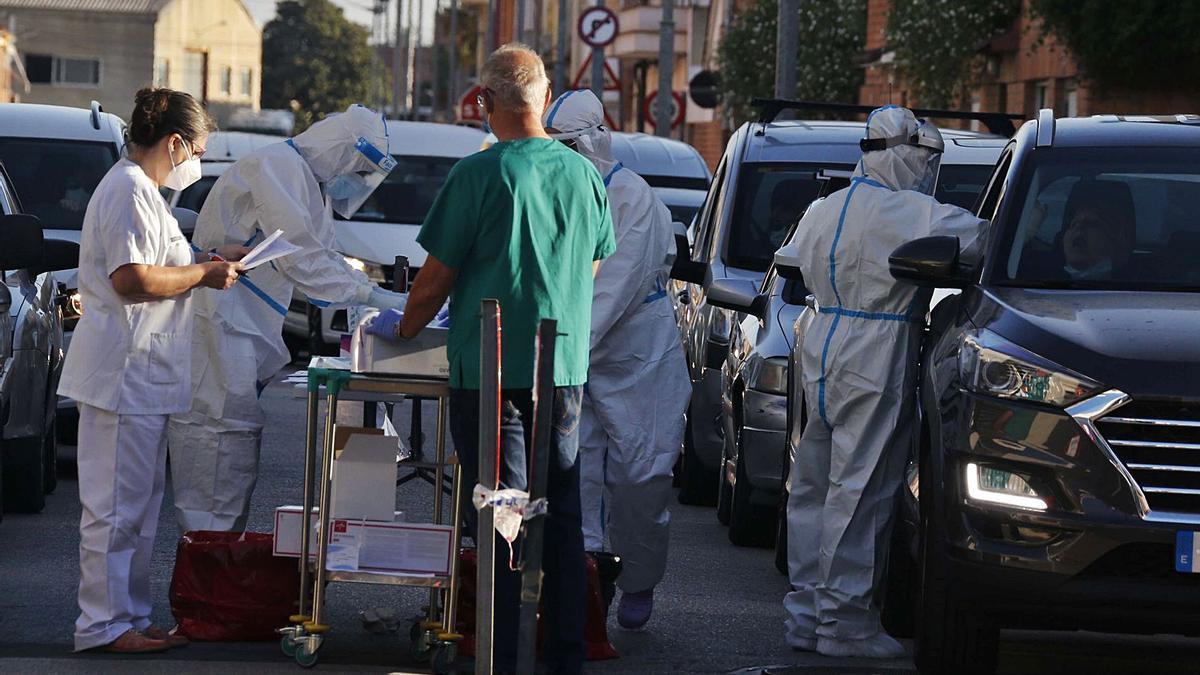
[241, 0, 436, 43]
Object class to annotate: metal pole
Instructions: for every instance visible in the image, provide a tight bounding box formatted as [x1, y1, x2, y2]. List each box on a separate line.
[516, 0, 526, 44]
[486, 0, 497, 53]
[654, 0, 674, 136]
[415, 0, 427, 118]
[449, 0, 459, 116]
[532, 0, 543, 52]
[590, 0, 604, 102]
[400, 0, 410, 114]
[475, 299, 501, 675]
[775, 0, 798, 100]
[295, 385, 320, 621]
[554, 0, 568, 94]
[406, 0, 418, 117]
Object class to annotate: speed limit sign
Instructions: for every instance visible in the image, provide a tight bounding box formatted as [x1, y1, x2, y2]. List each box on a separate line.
[644, 90, 686, 130]
[577, 6, 619, 49]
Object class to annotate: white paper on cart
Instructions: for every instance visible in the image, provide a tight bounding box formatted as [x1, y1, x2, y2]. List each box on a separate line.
[238, 229, 302, 270]
[326, 531, 361, 571]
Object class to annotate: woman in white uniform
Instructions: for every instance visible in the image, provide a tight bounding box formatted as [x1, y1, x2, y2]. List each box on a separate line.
[58, 88, 245, 654]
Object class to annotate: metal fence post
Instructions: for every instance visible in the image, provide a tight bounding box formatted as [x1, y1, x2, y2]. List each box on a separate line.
[475, 299, 502, 675]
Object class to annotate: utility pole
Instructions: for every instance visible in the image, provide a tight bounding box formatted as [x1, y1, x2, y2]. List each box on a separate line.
[486, 0, 497, 54]
[554, 0, 567, 94]
[406, 0, 418, 117]
[393, 0, 404, 118]
[415, 0, 427, 117]
[775, 0, 797, 100]
[449, 0, 460, 116]
[515, 0, 526, 44]
[590, 0, 604, 102]
[654, 0, 673, 136]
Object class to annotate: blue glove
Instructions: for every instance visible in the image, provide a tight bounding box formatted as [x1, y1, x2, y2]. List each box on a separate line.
[366, 308, 404, 340]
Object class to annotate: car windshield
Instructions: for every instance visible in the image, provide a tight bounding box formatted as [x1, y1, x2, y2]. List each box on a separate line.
[0, 138, 119, 230]
[725, 163, 844, 272]
[935, 163, 992, 211]
[995, 147, 1200, 291]
[335, 155, 461, 224]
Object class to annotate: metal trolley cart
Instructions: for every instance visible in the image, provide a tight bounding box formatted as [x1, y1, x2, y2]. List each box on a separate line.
[279, 359, 464, 671]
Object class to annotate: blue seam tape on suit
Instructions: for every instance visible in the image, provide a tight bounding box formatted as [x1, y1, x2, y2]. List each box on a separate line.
[603, 162, 624, 187]
[545, 90, 577, 129]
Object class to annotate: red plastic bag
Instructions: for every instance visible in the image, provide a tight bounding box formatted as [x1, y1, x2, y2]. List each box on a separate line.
[169, 531, 301, 641]
[455, 549, 618, 661]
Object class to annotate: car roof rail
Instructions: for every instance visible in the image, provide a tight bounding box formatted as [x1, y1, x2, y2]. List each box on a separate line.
[90, 100, 104, 130]
[1035, 108, 1055, 147]
[751, 98, 1025, 137]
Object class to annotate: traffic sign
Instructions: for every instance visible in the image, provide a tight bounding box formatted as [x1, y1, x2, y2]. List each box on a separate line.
[645, 90, 685, 130]
[571, 53, 620, 91]
[688, 70, 720, 109]
[577, 6, 619, 49]
[458, 84, 484, 124]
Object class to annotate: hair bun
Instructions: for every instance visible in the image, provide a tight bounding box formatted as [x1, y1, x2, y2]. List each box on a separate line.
[128, 86, 215, 149]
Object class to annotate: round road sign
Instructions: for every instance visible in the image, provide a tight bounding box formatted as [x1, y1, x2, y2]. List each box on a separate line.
[644, 90, 686, 130]
[688, 70, 721, 109]
[577, 6, 619, 49]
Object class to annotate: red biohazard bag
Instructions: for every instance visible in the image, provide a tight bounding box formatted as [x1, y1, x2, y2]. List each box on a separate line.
[169, 531, 301, 641]
[455, 549, 618, 661]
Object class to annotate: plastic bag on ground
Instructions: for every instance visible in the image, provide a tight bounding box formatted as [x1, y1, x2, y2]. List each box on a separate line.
[169, 531, 301, 641]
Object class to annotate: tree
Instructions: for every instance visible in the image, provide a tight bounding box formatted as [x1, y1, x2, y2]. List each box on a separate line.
[1029, 0, 1200, 93]
[887, 0, 1019, 109]
[717, 0, 866, 125]
[262, 0, 374, 131]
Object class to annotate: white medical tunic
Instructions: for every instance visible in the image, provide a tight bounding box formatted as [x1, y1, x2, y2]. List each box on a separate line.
[59, 158, 195, 414]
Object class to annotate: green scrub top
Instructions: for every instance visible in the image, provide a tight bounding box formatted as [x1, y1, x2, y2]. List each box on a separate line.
[417, 137, 615, 390]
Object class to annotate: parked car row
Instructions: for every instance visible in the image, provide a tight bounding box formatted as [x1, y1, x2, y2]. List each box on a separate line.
[680, 104, 1200, 674]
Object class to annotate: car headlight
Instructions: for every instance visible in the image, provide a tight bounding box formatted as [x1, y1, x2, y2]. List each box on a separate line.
[343, 255, 387, 285]
[748, 356, 788, 395]
[958, 329, 1101, 408]
[61, 289, 83, 331]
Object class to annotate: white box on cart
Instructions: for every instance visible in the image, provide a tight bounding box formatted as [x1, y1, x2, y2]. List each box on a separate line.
[272, 506, 453, 576]
[350, 309, 450, 379]
[331, 426, 401, 522]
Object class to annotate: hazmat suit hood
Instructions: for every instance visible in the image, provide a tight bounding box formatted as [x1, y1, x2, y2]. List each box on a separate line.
[856, 105, 944, 195]
[544, 90, 618, 176]
[290, 104, 395, 217]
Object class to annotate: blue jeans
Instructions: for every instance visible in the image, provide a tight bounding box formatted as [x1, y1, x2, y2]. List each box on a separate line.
[449, 385, 587, 675]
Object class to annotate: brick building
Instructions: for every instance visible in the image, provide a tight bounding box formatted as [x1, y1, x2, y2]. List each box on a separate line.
[859, 0, 1200, 125]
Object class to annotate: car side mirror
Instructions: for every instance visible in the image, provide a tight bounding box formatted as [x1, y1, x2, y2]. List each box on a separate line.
[706, 278, 768, 319]
[0, 214, 45, 272]
[670, 232, 708, 285]
[41, 237, 80, 273]
[172, 206, 199, 238]
[775, 261, 804, 282]
[889, 235, 968, 288]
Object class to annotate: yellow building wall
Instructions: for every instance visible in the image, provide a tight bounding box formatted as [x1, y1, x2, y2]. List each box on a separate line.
[154, 0, 261, 115]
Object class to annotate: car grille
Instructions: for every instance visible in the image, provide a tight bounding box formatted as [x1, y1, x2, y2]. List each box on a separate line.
[1097, 401, 1200, 515]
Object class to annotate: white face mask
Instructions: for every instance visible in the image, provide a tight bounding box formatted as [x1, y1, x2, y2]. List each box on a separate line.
[163, 139, 201, 191]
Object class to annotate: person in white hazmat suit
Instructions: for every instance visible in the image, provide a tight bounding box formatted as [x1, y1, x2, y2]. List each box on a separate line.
[168, 105, 408, 533]
[544, 89, 691, 630]
[774, 106, 986, 658]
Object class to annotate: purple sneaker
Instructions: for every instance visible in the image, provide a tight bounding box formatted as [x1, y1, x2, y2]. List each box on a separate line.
[617, 588, 654, 630]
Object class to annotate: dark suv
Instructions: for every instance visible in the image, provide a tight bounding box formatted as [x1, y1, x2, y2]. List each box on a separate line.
[881, 110, 1200, 674]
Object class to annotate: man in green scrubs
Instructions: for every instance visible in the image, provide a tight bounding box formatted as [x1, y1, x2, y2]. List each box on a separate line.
[399, 44, 614, 674]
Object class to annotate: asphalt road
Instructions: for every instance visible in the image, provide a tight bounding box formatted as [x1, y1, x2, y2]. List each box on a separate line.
[2, 377, 1200, 674]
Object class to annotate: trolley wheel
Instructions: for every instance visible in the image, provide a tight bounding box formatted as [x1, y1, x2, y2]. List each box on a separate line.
[280, 635, 298, 657]
[432, 641, 458, 674]
[295, 647, 319, 668]
[409, 620, 432, 661]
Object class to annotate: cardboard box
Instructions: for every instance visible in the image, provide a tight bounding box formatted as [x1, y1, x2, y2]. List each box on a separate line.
[350, 309, 449, 379]
[272, 506, 452, 576]
[331, 426, 400, 522]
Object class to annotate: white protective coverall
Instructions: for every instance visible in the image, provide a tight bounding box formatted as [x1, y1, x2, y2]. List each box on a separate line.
[775, 106, 986, 654]
[168, 105, 405, 532]
[545, 90, 692, 593]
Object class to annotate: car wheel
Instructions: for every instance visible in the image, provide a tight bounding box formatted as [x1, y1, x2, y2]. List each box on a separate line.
[914, 453, 998, 674]
[43, 411, 58, 495]
[727, 435, 776, 547]
[306, 304, 337, 357]
[677, 412, 718, 506]
[3, 435, 46, 513]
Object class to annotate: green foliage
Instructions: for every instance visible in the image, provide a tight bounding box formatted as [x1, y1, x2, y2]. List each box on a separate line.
[888, 0, 1019, 108]
[717, 0, 866, 125]
[1029, 0, 1200, 92]
[262, 0, 374, 131]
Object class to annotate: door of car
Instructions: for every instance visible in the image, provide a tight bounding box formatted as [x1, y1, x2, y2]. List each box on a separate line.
[678, 152, 730, 378]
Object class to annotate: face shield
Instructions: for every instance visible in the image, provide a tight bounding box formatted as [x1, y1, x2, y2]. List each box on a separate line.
[543, 90, 612, 161]
[327, 135, 396, 218]
[859, 107, 945, 195]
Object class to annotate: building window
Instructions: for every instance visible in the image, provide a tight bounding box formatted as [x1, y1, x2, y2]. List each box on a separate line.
[1063, 79, 1079, 117]
[219, 66, 232, 95]
[154, 57, 169, 87]
[181, 51, 207, 101]
[240, 67, 252, 97]
[24, 54, 101, 86]
[1034, 80, 1051, 112]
